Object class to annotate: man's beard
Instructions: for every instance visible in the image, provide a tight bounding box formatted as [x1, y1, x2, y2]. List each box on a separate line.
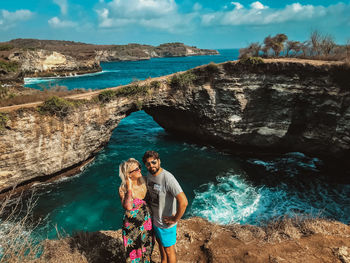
[149, 166, 159, 175]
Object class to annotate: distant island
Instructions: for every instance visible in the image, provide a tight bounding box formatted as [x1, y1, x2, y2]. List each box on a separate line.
[0, 39, 219, 81]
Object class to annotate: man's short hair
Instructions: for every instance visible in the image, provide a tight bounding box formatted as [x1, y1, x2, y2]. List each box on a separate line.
[142, 150, 160, 163]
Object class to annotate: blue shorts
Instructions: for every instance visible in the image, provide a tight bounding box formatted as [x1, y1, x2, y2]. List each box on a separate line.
[154, 224, 177, 247]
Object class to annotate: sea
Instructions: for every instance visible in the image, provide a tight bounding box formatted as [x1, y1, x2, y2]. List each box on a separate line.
[17, 49, 350, 239]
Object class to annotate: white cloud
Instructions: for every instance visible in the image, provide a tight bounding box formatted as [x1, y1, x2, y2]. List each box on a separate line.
[95, 0, 195, 32]
[201, 2, 333, 26]
[53, 0, 68, 15]
[106, 0, 176, 19]
[250, 1, 267, 10]
[231, 2, 243, 10]
[0, 9, 34, 30]
[94, 1, 350, 36]
[48, 16, 76, 28]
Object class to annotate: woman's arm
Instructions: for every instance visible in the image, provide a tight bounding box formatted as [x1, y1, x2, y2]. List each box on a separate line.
[119, 188, 133, 211]
[119, 177, 133, 211]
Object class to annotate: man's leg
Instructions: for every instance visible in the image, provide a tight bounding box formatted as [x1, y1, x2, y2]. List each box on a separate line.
[164, 245, 176, 263]
[156, 236, 167, 263]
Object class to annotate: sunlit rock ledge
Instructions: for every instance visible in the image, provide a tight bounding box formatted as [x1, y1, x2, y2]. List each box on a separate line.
[39, 217, 350, 263]
[0, 59, 349, 192]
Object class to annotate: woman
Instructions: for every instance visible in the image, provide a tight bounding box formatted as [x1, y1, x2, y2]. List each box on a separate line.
[119, 158, 154, 263]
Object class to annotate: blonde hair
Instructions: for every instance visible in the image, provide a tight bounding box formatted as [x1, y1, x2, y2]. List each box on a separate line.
[119, 158, 146, 197]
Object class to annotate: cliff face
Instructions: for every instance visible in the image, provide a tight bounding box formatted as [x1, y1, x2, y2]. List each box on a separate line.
[0, 96, 136, 190]
[0, 59, 349, 191]
[145, 60, 350, 161]
[95, 43, 219, 62]
[8, 50, 101, 77]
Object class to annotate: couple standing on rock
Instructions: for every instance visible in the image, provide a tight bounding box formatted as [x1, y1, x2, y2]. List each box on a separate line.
[119, 150, 188, 263]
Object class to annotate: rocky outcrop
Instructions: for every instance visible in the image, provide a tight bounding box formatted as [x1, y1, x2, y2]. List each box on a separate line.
[144, 60, 350, 161]
[40, 217, 350, 263]
[94, 42, 219, 62]
[8, 49, 101, 77]
[0, 59, 349, 191]
[95, 49, 150, 62]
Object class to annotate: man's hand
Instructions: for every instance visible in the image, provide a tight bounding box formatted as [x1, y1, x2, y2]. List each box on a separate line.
[163, 215, 177, 225]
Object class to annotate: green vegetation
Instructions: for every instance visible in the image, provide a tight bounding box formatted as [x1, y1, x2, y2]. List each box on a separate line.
[204, 62, 220, 77]
[98, 90, 117, 103]
[0, 44, 14, 51]
[0, 113, 9, 130]
[115, 84, 149, 96]
[238, 56, 264, 65]
[169, 71, 197, 90]
[97, 83, 154, 103]
[38, 96, 78, 117]
[150, 80, 160, 89]
[0, 61, 19, 72]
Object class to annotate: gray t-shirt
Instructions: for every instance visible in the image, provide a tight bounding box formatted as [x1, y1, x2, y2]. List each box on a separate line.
[147, 168, 183, 229]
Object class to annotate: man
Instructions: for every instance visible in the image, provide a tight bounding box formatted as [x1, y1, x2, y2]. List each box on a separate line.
[142, 150, 188, 263]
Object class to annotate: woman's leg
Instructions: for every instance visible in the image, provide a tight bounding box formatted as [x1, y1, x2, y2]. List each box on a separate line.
[156, 236, 167, 263]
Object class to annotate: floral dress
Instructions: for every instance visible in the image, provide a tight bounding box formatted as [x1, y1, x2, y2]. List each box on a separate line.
[122, 194, 154, 263]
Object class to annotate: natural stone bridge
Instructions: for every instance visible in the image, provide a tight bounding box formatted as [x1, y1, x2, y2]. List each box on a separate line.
[1, 59, 349, 191]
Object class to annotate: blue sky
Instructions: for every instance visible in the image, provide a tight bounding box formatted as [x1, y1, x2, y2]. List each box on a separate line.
[1, 0, 350, 48]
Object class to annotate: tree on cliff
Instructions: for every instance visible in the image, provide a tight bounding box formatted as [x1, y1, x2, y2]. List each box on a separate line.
[310, 30, 322, 56]
[309, 30, 336, 57]
[320, 34, 336, 56]
[239, 42, 261, 58]
[262, 34, 288, 57]
[286, 41, 302, 57]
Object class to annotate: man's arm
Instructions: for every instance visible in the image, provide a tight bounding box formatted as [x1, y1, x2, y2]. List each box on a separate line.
[163, 192, 188, 225]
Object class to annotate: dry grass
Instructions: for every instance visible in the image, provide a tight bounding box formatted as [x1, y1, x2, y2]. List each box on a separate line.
[0, 190, 44, 263]
[38, 230, 125, 263]
[228, 214, 350, 244]
[0, 85, 88, 107]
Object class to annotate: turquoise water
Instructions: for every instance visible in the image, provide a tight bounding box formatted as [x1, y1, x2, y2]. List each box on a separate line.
[18, 50, 350, 239]
[24, 49, 239, 90]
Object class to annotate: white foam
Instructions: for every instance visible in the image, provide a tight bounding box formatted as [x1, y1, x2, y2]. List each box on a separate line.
[24, 70, 113, 85]
[191, 172, 261, 224]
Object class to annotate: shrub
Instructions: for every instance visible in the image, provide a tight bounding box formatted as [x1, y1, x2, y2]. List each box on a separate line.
[169, 72, 197, 90]
[0, 44, 14, 51]
[0, 113, 8, 130]
[0, 61, 19, 72]
[98, 90, 116, 103]
[205, 62, 220, 75]
[239, 56, 264, 65]
[150, 81, 160, 89]
[38, 96, 75, 117]
[115, 84, 149, 97]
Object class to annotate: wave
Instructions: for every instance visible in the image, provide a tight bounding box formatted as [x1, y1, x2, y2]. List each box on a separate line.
[190, 153, 350, 225]
[24, 70, 120, 85]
